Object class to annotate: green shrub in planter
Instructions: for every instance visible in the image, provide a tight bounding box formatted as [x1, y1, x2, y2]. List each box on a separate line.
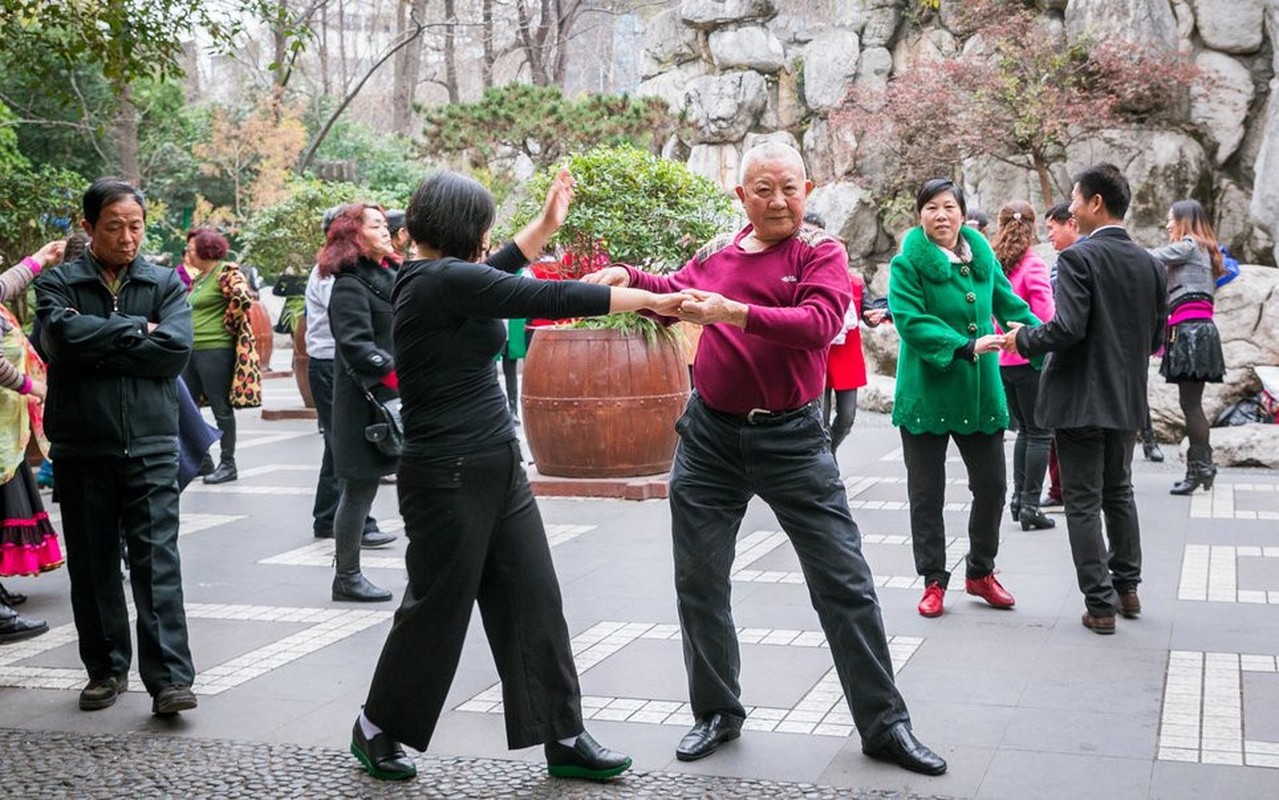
[504, 145, 736, 341]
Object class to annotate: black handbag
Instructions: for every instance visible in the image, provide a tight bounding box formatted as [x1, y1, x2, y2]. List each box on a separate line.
[363, 390, 404, 458]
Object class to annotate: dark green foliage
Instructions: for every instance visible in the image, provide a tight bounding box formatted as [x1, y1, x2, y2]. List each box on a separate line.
[419, 84, 676, 172]
[505, 145, 736, 275]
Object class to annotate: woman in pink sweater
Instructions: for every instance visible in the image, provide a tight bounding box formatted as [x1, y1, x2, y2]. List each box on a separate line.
[992, 202, 1056, 530]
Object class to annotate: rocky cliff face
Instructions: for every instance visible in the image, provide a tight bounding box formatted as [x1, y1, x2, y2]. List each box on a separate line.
[637, 0, 1279, 266]
[636, 0, 1279, 462]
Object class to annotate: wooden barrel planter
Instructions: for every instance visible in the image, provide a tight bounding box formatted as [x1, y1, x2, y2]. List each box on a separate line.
[292, 314, 315, 408]
[248, 301, 274, 371]
[522, 327, 690, 478]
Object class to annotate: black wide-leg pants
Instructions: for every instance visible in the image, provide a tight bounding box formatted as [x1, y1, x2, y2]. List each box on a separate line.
[363, 440, 582, 751]
[669, 394, 909, 742]
[55, 453, 195, 695]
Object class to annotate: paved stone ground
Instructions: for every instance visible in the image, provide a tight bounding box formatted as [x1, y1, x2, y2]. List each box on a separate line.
[0, 728, 954, 799]
[3, 369, 1279, 799]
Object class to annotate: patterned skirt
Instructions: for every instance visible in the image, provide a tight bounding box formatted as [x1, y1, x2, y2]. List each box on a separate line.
[0, 464, 63, 577]
[1160, 320, 1226, 384]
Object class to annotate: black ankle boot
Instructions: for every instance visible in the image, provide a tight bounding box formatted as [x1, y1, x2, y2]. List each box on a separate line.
[1009, 492, 1022, 523]
[1019, 504, 1056, 531]
[203, 459, 237, 484]
[333, 570, 392, 602]
[197, 454, 216, 476]
[1143, 440, 1165, 462]
[1171, 444, 1216, 495]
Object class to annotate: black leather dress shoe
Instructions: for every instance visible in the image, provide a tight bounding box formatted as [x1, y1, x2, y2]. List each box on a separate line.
[675, 713, 743, 761]
[0, 603, 47, 643]
[0, 582, 27, 606]
[862, 722, 947, 775]
[350, 720, 417, 781]
[545, 731, 632, 780]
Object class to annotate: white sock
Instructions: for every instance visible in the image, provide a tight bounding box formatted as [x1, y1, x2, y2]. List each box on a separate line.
[359, 710, 383, 740]
[557, 735, 579, 747]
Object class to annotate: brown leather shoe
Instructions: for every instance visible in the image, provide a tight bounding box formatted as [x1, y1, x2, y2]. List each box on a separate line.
[1081, 612, 1115, 635]
[1118, 589, 1141, 619]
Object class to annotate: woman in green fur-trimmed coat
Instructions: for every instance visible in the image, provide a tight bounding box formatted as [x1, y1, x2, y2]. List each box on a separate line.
[888, 179, 1041, 620]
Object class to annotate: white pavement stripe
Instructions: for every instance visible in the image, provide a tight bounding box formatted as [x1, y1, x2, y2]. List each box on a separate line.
[1188, 482, 1279, 520]
[731, 529, 963, 589]
[235, 464, 319, 479]
[44, 512, 243, 538]
[1177, 544, 1279, 604]
[457, 620, 923, 736]
[1158, 649, 1279, 768]
[0, 603, 393, 695]
[257, 524, 596, 568]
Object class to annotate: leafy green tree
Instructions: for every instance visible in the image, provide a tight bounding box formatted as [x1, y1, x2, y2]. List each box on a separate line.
[0, 164, 84, 265]
[306, 115, 422, 197]
[238, 180, 408, 282]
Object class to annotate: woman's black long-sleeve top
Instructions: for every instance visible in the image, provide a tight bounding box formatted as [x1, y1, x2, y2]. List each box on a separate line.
[391, 243, 611, 460]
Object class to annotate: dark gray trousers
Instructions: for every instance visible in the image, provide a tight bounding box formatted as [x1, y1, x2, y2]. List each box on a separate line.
[1054, 426, 1142, 616]
[900, 428, 1006, 588]
[1002, 364, 1051, 507]
[363, 441, 582, 751]
[670, 394, 908, 742]
[55, 453, 195, 695]
[308, 357, 377, 537]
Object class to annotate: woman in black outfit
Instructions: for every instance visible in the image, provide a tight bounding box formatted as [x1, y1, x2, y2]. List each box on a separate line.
[322, 205, 400, 602]
[348, 169, 686, 782]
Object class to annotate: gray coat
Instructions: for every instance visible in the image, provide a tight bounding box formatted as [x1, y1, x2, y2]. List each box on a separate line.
[1015, 226, 1167, 431]
[1149, 236, 1216, 309]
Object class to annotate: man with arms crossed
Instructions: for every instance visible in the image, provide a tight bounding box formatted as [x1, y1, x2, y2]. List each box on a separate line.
[586, 142, 945, 775]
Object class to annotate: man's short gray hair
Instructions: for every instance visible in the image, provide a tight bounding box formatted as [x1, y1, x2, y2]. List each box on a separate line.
[738, 141, 808, 186]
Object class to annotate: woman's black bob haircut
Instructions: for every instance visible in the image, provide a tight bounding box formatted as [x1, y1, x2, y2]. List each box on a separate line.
[405, 171, 495, 260]
[915, 178, 966, 218]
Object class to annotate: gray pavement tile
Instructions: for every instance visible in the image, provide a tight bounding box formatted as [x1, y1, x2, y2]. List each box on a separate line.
[664, 728, 850, 785]
[894, 664, 1028, 708]
[898, 700, 1015, 749]
[1000, 705, 1159, 760]
[821, 743, 995, 800]
[1169, 604, 1279, 653]
[1150, 760, 1279, 800]
[1243, 672, 1279, 743]
[975, 750, 1153, 800]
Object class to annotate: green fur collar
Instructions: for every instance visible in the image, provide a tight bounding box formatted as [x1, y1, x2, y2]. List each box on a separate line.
[901, 224, 996, 283]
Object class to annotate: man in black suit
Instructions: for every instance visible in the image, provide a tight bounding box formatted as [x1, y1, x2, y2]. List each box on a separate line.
[1004, 164, 1166, 635]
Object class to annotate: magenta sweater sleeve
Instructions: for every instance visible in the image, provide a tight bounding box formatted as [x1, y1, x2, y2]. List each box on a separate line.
[1021, 252, 1055, 323]
[742, 238, 849, 350]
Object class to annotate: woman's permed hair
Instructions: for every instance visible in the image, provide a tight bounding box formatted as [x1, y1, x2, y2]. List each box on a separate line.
[405, 171, 495, 261]
[317, 204, 385, 278]
[187, 228, 230, 261]
[990, 201, 1037, 274]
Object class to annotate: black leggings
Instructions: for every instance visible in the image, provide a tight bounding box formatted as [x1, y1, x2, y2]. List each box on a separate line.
[182, 347, 236, 461]
[1179, 381, 1210, 449]
[822, 388, 858, 451]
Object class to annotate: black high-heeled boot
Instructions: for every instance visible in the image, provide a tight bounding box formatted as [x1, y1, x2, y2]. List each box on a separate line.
[1009, 492, 1021, 523]
[1171, 444, 1216, 495]
[1019, 504, 1056, 531]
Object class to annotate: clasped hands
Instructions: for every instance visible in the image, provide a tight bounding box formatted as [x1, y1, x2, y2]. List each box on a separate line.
[583, 266, 747, 326]
[974, 322, 1027, 355]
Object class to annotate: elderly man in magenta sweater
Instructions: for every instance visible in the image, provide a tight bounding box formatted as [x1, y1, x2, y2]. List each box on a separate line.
[584, 142, 946, 776]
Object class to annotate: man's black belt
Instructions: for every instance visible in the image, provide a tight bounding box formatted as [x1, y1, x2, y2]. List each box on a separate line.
[703, 399, 818, 426]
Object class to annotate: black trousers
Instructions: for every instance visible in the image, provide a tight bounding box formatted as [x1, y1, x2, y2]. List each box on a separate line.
[308, 358, 377, 536]
[1054, 427, 1142, 616]
[363, 440, 582, 751]
[900, 428, 1005, 588]
[1002, 364, 1051, 507]
[670, 394, 908, 742]
[182, 347, 236, 461]
[54, 453, 194, 694]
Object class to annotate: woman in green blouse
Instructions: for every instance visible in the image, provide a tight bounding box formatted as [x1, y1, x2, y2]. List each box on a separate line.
[181, 229, 257, 484]
[888, 179, 1040, 619]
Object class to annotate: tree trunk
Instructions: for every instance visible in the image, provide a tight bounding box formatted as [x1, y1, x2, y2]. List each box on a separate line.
[442, 0, 460, 103]
[113, 82, 140, 184]
[1032, 151, 1057, 209]
[391, 0, 413, 133]
[482, 0, 495, 88]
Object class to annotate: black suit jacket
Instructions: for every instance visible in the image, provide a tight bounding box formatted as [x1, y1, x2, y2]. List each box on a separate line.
[1015, 226, 1166, 430]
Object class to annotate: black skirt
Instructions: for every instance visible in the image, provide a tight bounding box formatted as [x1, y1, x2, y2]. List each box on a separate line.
[1161, 319, 1225, 383]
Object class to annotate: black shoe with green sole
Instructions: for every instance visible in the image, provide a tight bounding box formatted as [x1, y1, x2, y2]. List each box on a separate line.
[351, 720, 417, 781]
[545, 731, 632, 780]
